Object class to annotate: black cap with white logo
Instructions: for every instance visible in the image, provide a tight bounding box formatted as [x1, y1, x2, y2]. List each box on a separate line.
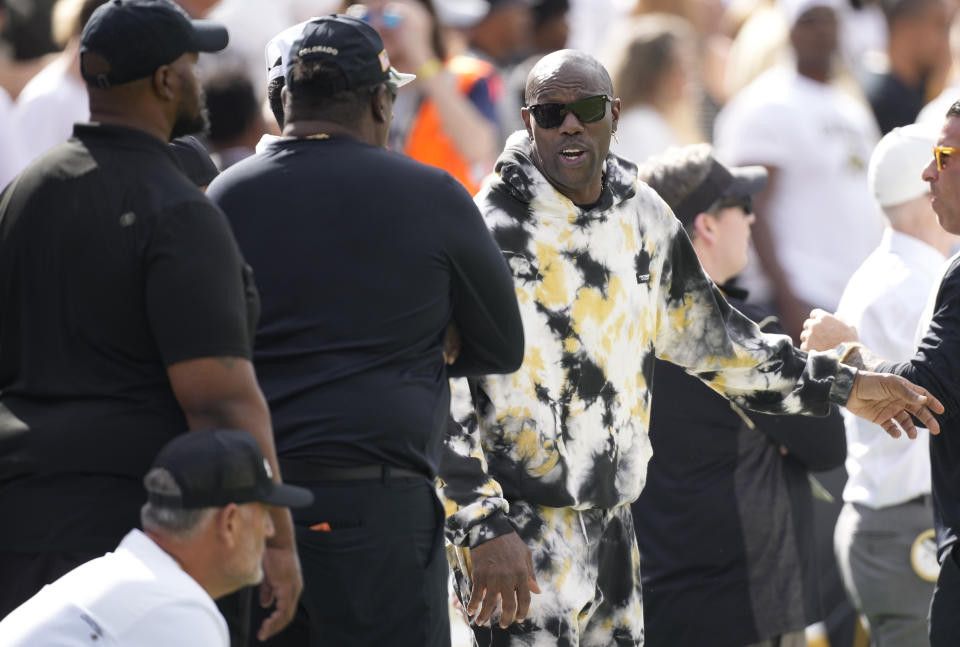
[284, 14, 415, 92]
[147, 429, 313, 509]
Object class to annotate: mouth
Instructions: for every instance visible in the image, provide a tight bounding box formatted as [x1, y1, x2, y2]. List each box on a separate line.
[559, 147, 587, 166]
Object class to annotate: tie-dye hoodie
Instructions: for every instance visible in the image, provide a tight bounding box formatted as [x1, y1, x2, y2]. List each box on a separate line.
[439, 132, 856, 548]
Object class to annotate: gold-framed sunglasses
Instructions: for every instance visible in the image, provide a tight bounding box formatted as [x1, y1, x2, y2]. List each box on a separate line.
[934, 146, 959, 171]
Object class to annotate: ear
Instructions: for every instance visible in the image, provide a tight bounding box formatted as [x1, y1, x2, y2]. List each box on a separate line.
[521, 106, 533, 140]
[152, 64, 176, 101]
[692, 212, 717, 245]
[216, 503, 242, 549]
[371, 85, 390, 124]
[610, 96, 621, 133]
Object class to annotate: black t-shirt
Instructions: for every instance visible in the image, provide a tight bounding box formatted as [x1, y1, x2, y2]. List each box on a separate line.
[862, 70, 926, 135]
[0, 123, 257, 550]
[207, 135, 522, 478]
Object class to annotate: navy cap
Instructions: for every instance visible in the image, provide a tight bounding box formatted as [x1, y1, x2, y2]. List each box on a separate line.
[80, 0, 229, 88]
[284, 14, 414, 92]
[147, 430, 313, 509]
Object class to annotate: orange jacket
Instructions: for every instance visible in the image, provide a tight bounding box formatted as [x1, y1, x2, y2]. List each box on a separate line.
[404, 55, 502, 196]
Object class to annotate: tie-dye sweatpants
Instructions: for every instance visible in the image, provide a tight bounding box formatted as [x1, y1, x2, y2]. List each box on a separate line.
[448, 501, 643, 647]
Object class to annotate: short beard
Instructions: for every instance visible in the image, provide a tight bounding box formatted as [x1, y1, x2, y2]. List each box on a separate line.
[170, 105, 210, 140]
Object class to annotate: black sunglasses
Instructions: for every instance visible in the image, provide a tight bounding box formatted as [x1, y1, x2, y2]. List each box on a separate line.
[526, 95, 612, 129]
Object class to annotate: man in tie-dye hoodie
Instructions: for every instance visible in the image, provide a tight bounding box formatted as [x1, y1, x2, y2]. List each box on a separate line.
[438, 49, 943, 647]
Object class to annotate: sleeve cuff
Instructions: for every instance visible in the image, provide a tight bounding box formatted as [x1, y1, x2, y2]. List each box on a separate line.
[466, 509, 517, 549]
[829, 363, 857, 406]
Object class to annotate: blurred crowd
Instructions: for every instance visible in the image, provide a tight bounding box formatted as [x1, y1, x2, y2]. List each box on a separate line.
[1, 0, 956, 335]
[1, 0, 958, 646]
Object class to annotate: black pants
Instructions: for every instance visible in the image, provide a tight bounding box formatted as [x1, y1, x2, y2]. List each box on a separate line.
[930, 543, 960, 646]
[246, 475, 450, 647]
[0, 549, 100, 618]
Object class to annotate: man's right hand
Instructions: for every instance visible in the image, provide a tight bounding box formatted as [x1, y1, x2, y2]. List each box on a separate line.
[256, 541, 303, 641]
[799, 308, 858, 352]
[467, 532, 541, 628]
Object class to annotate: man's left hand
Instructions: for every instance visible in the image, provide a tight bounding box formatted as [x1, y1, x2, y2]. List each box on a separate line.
[256, 544, 304, 641]
[443, 322, 462, 365]
[846, 371, 944, 439]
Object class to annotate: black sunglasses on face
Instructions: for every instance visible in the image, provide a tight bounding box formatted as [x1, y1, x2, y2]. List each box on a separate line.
[526, 94, 612, 129]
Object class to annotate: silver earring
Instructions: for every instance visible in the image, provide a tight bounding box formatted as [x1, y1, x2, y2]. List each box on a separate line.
[612, 131, 620, 145]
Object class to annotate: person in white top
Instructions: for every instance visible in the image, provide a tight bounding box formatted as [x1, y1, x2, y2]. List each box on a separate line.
[801, 124, 957, 647]
[0, 429, 312, 647]
[714, 0, 885, 341]
[13, 0, 104, 168]
[605, 14, 702, 165]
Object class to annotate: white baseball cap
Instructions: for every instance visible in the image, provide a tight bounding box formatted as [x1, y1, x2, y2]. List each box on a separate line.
[778, 0, 843, 27]
[265, 19, 316, 83]
[868, 123, 937, 208]
[433, 0, 489, 28]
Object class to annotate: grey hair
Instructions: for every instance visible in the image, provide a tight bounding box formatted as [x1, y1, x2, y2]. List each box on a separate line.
[638, 143, 715, 232]
[140, 468, 216, 539]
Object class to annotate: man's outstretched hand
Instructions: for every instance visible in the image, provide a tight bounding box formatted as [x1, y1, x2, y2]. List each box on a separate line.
[847, 371, 944, 439]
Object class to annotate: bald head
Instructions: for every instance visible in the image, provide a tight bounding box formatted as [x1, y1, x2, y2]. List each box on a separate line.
[524, 49, 613, 106]
[519, 49, 620, 206]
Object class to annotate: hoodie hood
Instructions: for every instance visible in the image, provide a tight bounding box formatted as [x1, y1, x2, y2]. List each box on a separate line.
[491, 130, 639, 213]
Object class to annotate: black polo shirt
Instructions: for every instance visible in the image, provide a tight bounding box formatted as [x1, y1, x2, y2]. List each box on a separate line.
[0, 123, 257, 552]
[207, 135, 523, 479]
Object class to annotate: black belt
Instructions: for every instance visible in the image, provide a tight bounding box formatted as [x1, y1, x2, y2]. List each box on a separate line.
[280, 462, 426, 483]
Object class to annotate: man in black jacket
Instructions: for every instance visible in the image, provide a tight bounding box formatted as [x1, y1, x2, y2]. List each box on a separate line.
[636, 144, 846, 647]
[802, 100, 960, 646]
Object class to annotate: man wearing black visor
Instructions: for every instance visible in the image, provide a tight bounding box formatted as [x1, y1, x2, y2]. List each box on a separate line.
[632, 144, 846, 647]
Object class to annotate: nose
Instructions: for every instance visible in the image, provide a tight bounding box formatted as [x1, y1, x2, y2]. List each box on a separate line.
[922, 158, 938, 183]
[559, 109, 585, 134]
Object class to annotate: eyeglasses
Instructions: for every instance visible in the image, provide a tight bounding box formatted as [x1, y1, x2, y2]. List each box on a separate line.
[526, 95, 612, 129]
[346, 4, 403, 28]
[934, 146, 959, 171]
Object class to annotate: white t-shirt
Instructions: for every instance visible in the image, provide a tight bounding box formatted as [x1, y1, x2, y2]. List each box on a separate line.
[917, 83, 960, 127]
[14, 57, 89, 166]
[835, 229, 945, 507]
[715, 66, 885, 310]
[612, 106, 679, 166]
[0, 530, 229, 647]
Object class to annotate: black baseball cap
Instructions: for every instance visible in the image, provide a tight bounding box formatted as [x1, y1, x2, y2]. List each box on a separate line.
[284, 14, 415, 91]
[146, 430, 313, 509]
[672, 158, 767, 227]
[80, 0, 229, 88]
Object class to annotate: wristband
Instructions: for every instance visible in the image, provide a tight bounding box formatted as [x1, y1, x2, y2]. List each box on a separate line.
[836, 341, 864, 363]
